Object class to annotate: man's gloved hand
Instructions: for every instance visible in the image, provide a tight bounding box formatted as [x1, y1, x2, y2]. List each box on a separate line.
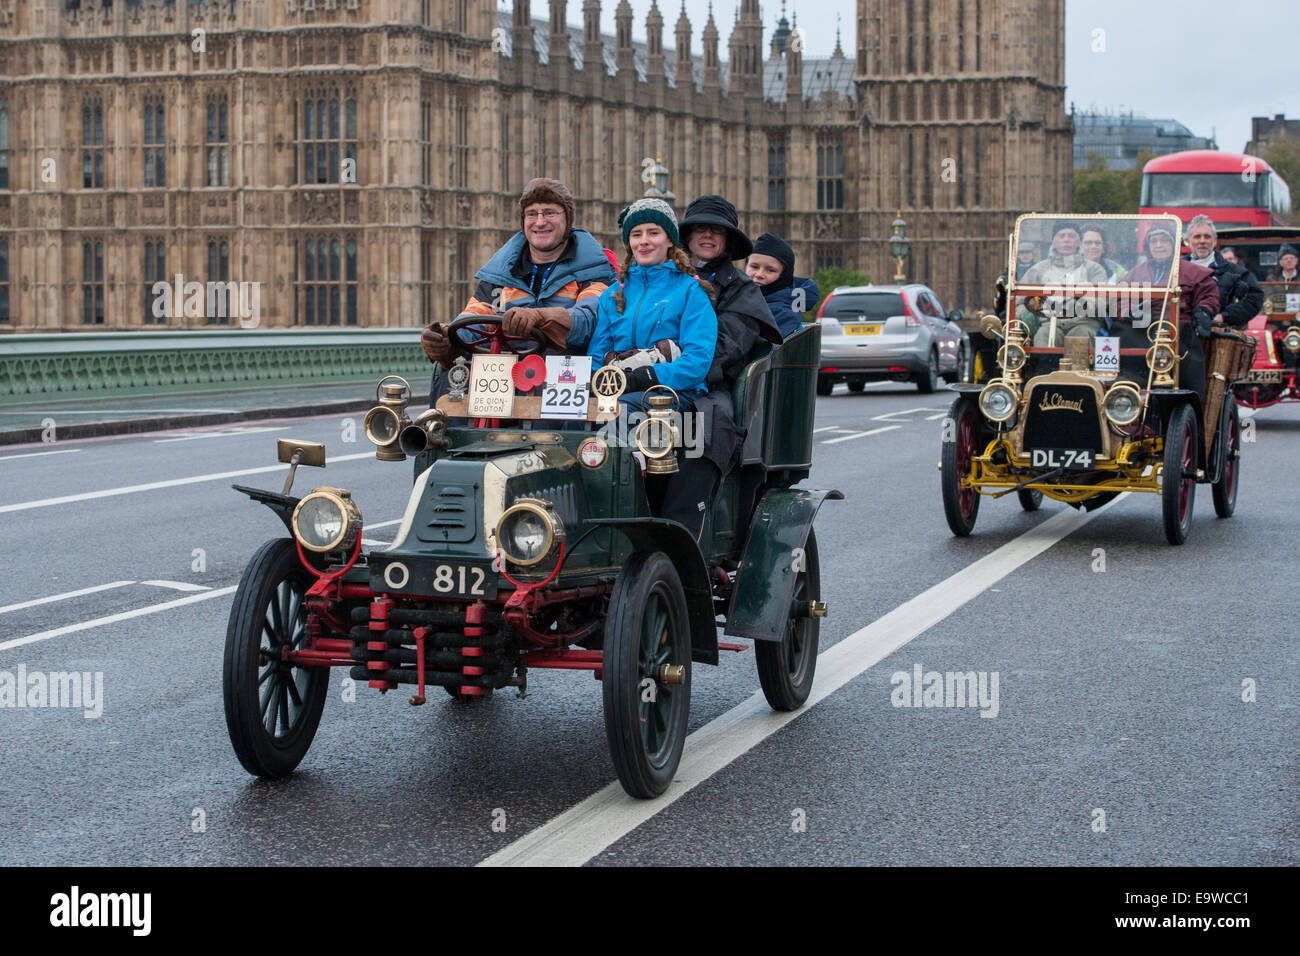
[502, 307, 544, 336]
[504, 306, 573, 348]
[622, 365, 659, 393]
[1193, 306, 1214, 337]
[421, 323, 454, 370]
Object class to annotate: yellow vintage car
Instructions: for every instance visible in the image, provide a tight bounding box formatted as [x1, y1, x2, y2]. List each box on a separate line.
[940, 214, 1252, 545]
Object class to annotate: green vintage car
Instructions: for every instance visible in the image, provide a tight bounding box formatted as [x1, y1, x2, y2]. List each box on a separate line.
[223, 317, 840, 798]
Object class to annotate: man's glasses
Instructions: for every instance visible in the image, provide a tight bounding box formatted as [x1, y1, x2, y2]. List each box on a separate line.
[524, 209, 564, 222]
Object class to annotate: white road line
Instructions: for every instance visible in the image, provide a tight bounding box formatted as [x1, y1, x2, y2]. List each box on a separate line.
[0, 451, 375, 514]
[820, 425, 901, 444]
[154, 426, 277, 444]
[361, 538, 391, 548]
[140, 580, 213, 592]
[0, 586, 239, 654]
[0, 449, 82, 462]
[871, 407, 947, 422]
[478, 497, 1124, 868]
[925, 412, 949, 420]
[0, 581, 136, 615]
[365, 518, 404, 530]
[812, 426, 842, 433]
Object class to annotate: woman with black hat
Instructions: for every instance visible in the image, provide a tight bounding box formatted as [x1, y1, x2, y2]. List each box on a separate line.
[672, 196, 785, 525]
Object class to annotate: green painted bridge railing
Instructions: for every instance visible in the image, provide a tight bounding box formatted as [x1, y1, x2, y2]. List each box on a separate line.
[0, 329, 431, 406]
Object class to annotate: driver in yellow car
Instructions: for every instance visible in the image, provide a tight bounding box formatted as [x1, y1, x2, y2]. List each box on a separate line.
[420, 179, 616, 385]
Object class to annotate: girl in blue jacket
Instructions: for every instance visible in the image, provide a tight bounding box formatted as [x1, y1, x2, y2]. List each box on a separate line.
[588, 198, 720, 537]
[588, 198, 718, 405]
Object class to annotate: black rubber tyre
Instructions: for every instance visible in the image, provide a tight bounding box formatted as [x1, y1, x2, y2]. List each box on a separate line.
[916, 350, 940, 393]
[1161, 404, 1197, 546]
[223, 539, 329, 778]
[1212, 397, 1240, 518]
[941, 397, 981, 536]
[846, 380, 866, 393]
[602, 552, 691, 799]
[816, 375, 833, 396]
[755, 529, 821, 711]
[1017, 488, 1043, 511]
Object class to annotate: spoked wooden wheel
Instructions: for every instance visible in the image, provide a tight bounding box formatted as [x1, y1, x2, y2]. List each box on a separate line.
[223, 539, 329, 778]
[941, 397, 981, 536]
[602, 552, 691, 799]
[755, 529, 821, 711]
[1161, 405, 1197, 546]
[1212, 397, 1240, 518]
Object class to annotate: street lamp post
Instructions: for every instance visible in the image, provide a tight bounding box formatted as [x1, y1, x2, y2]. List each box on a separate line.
[643, 155, 675, 201]
[889, 212, 909, 284]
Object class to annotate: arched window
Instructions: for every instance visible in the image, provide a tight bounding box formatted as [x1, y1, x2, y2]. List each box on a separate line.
[143, 92, 166, 187]
[82, 241, 105, 324]
[0, 94, 9, 190]
[299, 235, 358, 325]
[82, 98, 105, 188]
[206, 92, 230, 186]
[299, 86, 357, 185]
[144, 240, 166, 324]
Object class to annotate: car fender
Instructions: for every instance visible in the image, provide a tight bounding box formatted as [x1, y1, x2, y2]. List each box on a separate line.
[1146, 390, 1208, 472]
[724, 487, 844, 643]
[583, 517, 720, 666]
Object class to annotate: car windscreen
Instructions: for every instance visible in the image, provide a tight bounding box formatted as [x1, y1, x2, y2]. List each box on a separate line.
[1141, 172, 1264, 208]
[824, 293, 905, 320]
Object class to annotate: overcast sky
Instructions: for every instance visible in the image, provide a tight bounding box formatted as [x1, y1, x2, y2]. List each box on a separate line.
[523, 0, 1298, 154]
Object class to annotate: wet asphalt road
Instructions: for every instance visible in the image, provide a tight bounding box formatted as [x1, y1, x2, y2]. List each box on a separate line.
[0, 384, 1296, 866]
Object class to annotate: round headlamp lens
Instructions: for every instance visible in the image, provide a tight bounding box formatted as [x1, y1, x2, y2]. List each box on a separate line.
[1284, 328, 1300, 353]
[1104, 386, 1142, 426]
[979, 383, 1017, 422]
[510, 513, 548, 562]
[999, 344, 1027, 373]
[297, 496, 345, 550]
[1148, 345, 1176, 373]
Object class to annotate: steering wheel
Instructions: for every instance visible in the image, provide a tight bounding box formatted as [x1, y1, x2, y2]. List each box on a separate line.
[446, 315, 549, 357]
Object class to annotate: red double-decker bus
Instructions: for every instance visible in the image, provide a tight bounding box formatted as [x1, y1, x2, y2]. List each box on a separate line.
[1139, 150, 1291, 228]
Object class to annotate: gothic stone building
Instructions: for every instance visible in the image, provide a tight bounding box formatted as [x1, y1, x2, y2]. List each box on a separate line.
[0, 0, 1070, 332]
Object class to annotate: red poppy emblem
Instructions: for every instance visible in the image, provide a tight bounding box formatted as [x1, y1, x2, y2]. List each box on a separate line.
[512, 355, 547, 391]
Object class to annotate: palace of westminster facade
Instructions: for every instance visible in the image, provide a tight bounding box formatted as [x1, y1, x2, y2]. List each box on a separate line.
[0, 0, 1071, 331]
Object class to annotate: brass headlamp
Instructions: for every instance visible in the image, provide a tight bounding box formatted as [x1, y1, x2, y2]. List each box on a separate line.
[633, 386, 681, 475]
[1283, 326, 1300, 354]
[292, 487, 363, 554]
[1145, 320, 1179, 388]
[363, 375, 412, 461]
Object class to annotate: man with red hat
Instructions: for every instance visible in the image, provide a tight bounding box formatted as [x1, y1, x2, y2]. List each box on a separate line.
[421, 178, 616, 373]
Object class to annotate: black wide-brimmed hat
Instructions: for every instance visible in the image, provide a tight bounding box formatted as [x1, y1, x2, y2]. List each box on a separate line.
[679, 195, 753, 260]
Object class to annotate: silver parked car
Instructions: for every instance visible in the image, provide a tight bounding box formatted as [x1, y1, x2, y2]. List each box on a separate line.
[816, 284, 965, 395]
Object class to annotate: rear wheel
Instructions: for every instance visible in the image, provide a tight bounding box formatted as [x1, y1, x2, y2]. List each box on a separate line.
[1016, 488, 1043, 512]
[755, 530, 820, 711]
[223, 539, 329, 778]
[1212, 397, 1240, 518]
[1161, 404, 1197, 545]
[816, 375, 833, 396]
[602, 552, 691, 799]
[917, 350, 940, 393]
[941, 398, 981, 536]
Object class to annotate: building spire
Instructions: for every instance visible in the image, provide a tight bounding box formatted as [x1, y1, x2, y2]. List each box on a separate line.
[833, 13, 844, 57]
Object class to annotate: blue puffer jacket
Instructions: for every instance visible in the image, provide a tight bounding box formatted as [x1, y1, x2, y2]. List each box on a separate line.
[588, 263, 718, 395]
[763, 276, 820, 338]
